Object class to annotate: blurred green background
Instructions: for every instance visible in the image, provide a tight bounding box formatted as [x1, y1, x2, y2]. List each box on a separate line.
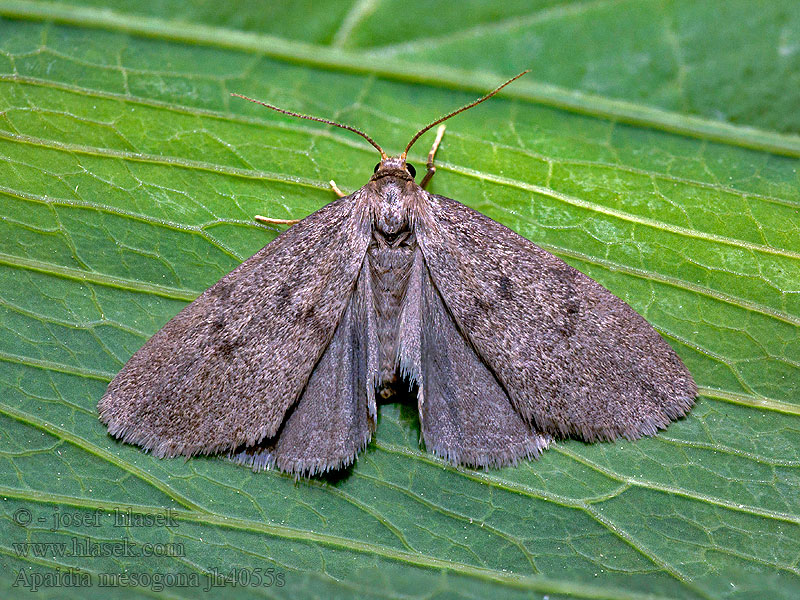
[1, 1, 799, 598]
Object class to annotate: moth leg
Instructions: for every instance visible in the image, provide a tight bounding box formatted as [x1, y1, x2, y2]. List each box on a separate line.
[254, 179, 346, 225]
[330, 179, 346, 198]
[254, 215, 301, 226]
[419, 124, 446, 189]
[253, 180, 346, 226]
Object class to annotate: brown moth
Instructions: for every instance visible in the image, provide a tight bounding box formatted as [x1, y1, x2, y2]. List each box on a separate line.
[98, 72, 696, 476]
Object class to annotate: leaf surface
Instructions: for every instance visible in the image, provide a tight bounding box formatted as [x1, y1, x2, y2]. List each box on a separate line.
[0, 2, 799, 598]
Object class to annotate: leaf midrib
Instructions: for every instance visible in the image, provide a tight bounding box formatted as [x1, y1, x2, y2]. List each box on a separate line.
[1, 0, 799, 158]
[360, 0, 622, 57]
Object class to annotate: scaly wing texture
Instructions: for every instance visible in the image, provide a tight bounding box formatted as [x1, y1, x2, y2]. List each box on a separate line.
[98, 191, 371, 458]
[233, 261, 380, 476]
[399, 250, 550, 467]
[416, 194, 696, 442]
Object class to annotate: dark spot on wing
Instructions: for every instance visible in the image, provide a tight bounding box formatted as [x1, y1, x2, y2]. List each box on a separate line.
[302, 305, 327, 342]
[559, 298, 580, 338]
[212, 280, 233, 302]
[216, 336, 243, 358]
[465, 295, 492, 327]
[275, 281, 293, 312]
[498, 276, 513, 300]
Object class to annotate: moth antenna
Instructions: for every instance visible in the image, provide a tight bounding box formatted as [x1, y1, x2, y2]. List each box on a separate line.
[401, 70, 530, 159]
[231, 93, 387, 158]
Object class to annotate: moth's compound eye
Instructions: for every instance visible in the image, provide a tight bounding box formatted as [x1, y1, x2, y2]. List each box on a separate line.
[373, 163, 381, 173]
[406, 163, 416, 178]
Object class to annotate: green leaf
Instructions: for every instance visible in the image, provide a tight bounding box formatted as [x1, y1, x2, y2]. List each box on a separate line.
[1, 1, 799, 598]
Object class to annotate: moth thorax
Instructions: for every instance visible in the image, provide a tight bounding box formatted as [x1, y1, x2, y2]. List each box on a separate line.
[374, 183, 411, 237]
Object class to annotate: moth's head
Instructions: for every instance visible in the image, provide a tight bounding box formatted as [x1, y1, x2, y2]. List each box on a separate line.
[371, 156, 417, 183]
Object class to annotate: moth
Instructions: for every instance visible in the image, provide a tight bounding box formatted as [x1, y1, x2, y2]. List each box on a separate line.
[99, 72, 696, 476]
